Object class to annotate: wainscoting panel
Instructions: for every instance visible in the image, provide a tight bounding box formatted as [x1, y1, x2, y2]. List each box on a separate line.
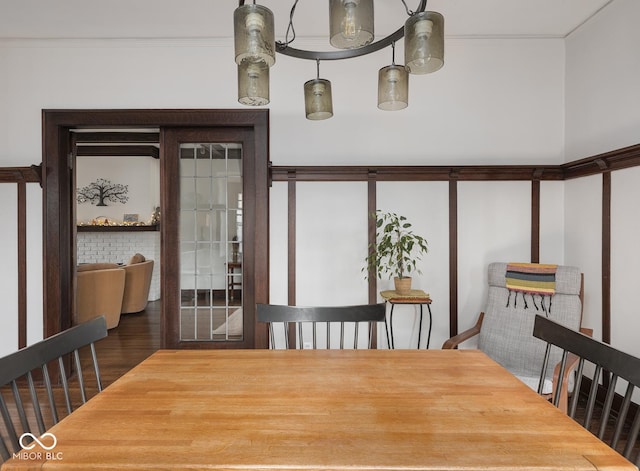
[539, 181, 565, 263]
[0, 184, 19, 354]
[610, 167, 640, 380]
[376, 181, 450, 349]
[295, 182, 369, 307]
[457, 181, 532, 344]
[268, 182, 289, 306]
[565, 175, 603, 342]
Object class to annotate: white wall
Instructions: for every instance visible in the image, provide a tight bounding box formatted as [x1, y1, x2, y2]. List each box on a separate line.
[0, 184, 18, 353]
[539, 181, 565, 263]
[296, 182, 369, 306]
[272, 37, 565, 166]
[564, 0, 640, 357]
[0, 31, 566, 352]
[565, 0, 640, 162]
[611, 168, 640, 357]
[376, 182, 449, 349]
[564, 175, 602, 339]
[457, 181, 531, 347]
[76, 156, 160, 224]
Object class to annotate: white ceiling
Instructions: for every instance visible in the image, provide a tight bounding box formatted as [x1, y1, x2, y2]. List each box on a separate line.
[0, 0, 613, 41]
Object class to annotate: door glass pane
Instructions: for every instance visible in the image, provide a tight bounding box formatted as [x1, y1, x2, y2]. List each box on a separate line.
[179, 143, 243, 342]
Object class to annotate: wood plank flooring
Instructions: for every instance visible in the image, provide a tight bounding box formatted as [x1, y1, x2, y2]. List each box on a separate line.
[94, 300, 161, 388]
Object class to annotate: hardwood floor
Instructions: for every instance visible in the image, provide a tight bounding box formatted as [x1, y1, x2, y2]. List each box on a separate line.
[94, 300, 161, 388]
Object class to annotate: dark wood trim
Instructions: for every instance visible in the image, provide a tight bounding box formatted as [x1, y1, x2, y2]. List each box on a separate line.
[161, 127, 264, 350]
[271, 144, 640, 183]
[287, 172, 296, 306]
[43, 109, 265, 127]
[74, 132, 160, 144]
[367, 172, 379, 348]
[159, 128, 178, 349]
[287, 172, 296, 349]
[0, 165, 42, 349]
[254, 113, 271, 350]
[42, 115, 74, 341]
[0, 166, 42, 184]
[77, 225, 159, 232]
[43, 109, 269, 349]
[449, 179, 458, 338]
[76, 145, 159, 159]
[367, 172, 377, 305]
[562, 143, 640, 180]
[272, 165, 565, 182]
[602, 171, 612, 345]
[531, 180, 541, 263]
[17, 183, 27, 349]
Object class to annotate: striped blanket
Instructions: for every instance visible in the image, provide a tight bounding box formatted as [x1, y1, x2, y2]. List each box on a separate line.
[505, 263, 557, 312]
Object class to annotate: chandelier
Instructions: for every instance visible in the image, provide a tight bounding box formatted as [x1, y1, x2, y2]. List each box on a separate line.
[233, 1, 444, 120]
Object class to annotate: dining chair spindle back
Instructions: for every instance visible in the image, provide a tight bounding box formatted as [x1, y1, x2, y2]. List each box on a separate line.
[0, 316, 108, 463]
[257, 303, 386, 349]
[533, 314, 640, 466]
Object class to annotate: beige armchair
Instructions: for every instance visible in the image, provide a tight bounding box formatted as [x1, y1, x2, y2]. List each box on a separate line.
[121, 257, 154, 314]
[76, 263, 126, 329]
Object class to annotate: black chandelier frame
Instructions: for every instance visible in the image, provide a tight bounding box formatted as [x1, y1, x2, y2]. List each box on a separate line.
[237, 0, 428, 61]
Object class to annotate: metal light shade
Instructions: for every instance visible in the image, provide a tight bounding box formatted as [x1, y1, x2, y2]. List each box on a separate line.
[329, 0, 374, 49]
[377, 65, 408, 111]
[304, 79, 333, 120]
[238, 60, 269, 106]
[234, 4, 275, 67]
[404, 11, 444, 75]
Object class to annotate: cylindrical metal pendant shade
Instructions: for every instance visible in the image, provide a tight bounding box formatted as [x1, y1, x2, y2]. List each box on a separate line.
[404, 11, 444, 75]
[329, 0, 374, 49]
[377, 65, 408, 111]
[234, 4, 275, 67]
[238, 60, 269, 106]
[304, 79, 333, 120]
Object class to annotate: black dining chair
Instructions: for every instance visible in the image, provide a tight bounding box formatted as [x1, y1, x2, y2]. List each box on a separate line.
[0, 316, 108, 462]
[533, 314, 640, 465]
[257, 303, 386, 350]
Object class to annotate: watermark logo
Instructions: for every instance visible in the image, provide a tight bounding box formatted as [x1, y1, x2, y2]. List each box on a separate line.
[19, 432, 57, 451]
[12, 432, 63, 461]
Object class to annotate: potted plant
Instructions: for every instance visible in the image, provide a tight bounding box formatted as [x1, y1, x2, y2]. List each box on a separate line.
[364, 210, 429, 295]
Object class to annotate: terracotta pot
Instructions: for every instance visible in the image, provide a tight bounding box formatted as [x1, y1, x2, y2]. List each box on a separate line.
[394, 277, 412, 295]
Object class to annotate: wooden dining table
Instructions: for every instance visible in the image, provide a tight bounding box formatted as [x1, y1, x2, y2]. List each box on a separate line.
[2, 349, 636, 470]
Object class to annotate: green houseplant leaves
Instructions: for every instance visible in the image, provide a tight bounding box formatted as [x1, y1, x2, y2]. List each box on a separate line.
[364, 210, 428, 280]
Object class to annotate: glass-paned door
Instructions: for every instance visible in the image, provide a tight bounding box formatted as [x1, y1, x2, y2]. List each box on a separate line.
[179, 143, 243, 342]
[162, 124, 268, 349]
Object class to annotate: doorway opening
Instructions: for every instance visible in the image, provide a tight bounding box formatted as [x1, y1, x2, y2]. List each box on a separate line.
[42, 109, 270, 350]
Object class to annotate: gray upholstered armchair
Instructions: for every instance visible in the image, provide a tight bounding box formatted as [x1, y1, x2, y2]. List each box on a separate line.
[443, 262, 585, 412]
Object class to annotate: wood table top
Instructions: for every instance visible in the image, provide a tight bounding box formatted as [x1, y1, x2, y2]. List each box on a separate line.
[380, 289, 432, 303]
[2, 349, 636, 470]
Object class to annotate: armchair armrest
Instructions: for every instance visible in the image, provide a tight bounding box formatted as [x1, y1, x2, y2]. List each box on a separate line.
[442, 312, 485, 349]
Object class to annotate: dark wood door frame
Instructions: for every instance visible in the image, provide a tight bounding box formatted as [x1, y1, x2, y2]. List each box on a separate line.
[162, 127, 262, 349]
[42, 109, 270, 349]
